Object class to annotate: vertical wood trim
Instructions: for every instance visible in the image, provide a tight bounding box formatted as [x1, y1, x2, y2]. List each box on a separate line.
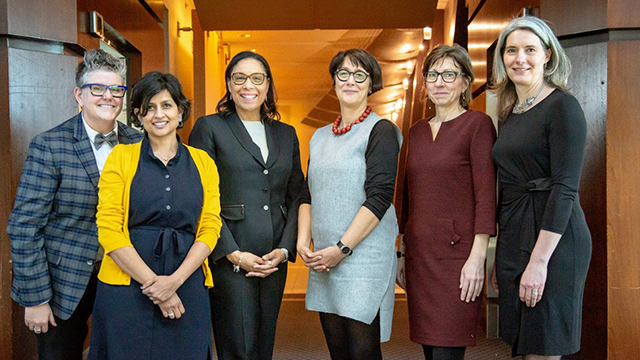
[606, 40, 640, 359]
[0, 43, 14, 360]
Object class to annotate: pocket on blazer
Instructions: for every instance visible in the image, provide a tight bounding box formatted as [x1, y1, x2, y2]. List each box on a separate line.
[279, 204, 288, 220]
[220, 204, 245, 221]
[434, 219, 467, 260]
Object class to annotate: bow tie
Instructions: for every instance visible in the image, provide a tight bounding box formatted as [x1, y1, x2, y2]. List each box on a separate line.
[94, 131, 118, 149]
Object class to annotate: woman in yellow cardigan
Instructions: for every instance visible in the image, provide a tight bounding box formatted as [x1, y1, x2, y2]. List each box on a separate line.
[88, 72, 222, 360]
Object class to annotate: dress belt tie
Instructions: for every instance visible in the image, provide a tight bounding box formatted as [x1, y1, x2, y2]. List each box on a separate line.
[502, 177, 552, 195]
[499, 177, 553, 258]
[153, 227, 190, 274]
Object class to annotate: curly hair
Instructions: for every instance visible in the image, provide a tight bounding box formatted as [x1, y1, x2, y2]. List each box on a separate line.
[75, 49, 126, 87]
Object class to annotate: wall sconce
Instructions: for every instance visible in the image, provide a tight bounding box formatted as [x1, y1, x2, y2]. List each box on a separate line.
[402, 78, 409, 90]
[222, 43, 231, 65]
[88, 11, 104, 39]
[423, 26, 432, 40]
[395, 98, 403, 112]
[406, 60, 414, 75]
[177, 21, 192, 37]
[391, 112, 399, 122]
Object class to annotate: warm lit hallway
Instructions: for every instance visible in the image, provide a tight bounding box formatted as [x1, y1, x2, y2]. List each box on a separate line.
[2, 0, 640, 359]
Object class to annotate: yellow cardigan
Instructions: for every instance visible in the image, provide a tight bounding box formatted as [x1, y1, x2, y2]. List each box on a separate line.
[96, 141, 222, 287]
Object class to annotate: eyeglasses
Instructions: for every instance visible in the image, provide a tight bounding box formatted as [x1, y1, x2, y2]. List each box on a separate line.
[334, 69, 370, 83]
[81, 83, 128, 98]
[230, 72, 268, 86]
[425, 71, 465, 83]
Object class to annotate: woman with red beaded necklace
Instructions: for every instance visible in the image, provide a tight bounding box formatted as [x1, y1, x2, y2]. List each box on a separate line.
[297, 48, 402, 360]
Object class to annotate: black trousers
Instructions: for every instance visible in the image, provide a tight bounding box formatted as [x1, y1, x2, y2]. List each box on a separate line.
[210, 259, 287, 360]
[36, 267, 98, 360]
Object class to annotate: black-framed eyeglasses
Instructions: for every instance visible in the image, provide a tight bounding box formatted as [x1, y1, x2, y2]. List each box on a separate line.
[334, 69, 370, 83]
[425, 71, 465, 83]
[230, 72, 268, 86]
[81, 83, 128, 98]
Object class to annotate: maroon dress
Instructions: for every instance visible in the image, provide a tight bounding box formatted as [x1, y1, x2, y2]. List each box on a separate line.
[399, 110, 496, 347]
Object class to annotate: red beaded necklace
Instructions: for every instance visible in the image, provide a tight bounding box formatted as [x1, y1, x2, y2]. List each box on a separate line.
[332, 106, 372, 135]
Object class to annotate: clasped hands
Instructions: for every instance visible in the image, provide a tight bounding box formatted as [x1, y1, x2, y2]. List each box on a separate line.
[141, 275, 185, 319]
[297, 244, 345, 272]
[227, 249, 285, 278]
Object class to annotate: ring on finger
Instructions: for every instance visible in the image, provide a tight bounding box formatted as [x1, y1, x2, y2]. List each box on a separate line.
[168, 312, 175, 317]
[34, 327, 42, 334]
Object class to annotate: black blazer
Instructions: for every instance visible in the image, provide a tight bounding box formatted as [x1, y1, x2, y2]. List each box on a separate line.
[189, 113, 305, 262]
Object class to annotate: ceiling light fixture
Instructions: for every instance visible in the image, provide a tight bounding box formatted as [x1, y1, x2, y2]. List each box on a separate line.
[402, 78, 409, 90]
[400, 43, 412, 53]
[240, 33, 251, 38]
[392, 112, 399, 121]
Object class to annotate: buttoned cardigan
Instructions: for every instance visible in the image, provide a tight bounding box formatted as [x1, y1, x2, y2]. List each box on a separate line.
[96, 141, 222, 287]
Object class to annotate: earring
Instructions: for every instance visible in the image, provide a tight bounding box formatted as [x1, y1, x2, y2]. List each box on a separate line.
[427, 98, 432, 110]
[368, 89, 372, 95]
[178, 116, 183, 128]
[461, 92, 467, 102]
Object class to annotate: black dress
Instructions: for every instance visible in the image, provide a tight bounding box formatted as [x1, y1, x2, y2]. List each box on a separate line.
[89, 138, 212, 360]
[491, 89, 591, 356]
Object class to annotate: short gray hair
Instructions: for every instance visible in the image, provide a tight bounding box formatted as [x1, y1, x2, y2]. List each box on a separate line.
[75, 49, 126, 87]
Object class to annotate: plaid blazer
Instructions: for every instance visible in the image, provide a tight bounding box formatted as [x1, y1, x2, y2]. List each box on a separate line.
[7, 113, 142, 320]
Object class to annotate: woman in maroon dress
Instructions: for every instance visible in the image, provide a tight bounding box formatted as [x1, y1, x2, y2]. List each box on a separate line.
[397, 44, 496, 360]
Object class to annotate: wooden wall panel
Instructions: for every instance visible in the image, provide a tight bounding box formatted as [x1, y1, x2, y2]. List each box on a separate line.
[7, 47, 78, 360]
[5, 0, 76, 42]
[606, 40, 640, 359]
[0, 43, 12, 360]
[541, 0, 607, 36]
[565, 42, 608, 360]
[607, 0, 640, 28]
[77, 0, 164, 75]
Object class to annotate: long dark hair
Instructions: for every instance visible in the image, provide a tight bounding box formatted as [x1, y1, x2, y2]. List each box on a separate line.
[216, 51, 280, 122]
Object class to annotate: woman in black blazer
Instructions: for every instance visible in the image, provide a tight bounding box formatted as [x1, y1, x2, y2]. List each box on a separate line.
[189, 51, 305, 360]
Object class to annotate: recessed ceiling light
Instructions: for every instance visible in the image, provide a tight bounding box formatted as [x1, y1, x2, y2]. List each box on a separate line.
[240, 33, 251, 38]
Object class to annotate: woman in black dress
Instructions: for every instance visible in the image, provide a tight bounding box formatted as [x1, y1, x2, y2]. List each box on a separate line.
[490, 16, 591, 359]
[89, 72, 222, 359]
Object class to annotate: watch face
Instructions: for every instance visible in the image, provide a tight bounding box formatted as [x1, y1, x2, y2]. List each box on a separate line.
[341, 247, 350, 254]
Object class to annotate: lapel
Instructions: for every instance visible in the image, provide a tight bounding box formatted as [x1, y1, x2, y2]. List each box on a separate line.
[264, 120, 279, 168]
[116, 120, 140, 145]
[226, 113, 268, 167]
[72, 113, 101, 190]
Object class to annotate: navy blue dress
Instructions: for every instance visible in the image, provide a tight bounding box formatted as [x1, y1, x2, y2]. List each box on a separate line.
[89, 137, 212, 360]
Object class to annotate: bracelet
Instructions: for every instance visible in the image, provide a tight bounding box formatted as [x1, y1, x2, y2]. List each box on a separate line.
[280, 248, 289, 263]
[233, 252, 243, 273]
[396, 251, 405, 259]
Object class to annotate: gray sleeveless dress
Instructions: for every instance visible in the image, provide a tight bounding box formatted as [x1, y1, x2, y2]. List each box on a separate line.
[305, 113, 402, 341]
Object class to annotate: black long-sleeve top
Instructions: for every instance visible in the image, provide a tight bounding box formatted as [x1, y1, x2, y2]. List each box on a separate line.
[299, 120, 400, 220]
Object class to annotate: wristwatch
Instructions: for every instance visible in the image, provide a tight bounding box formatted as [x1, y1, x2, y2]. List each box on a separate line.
[336, 241, 353, 256]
